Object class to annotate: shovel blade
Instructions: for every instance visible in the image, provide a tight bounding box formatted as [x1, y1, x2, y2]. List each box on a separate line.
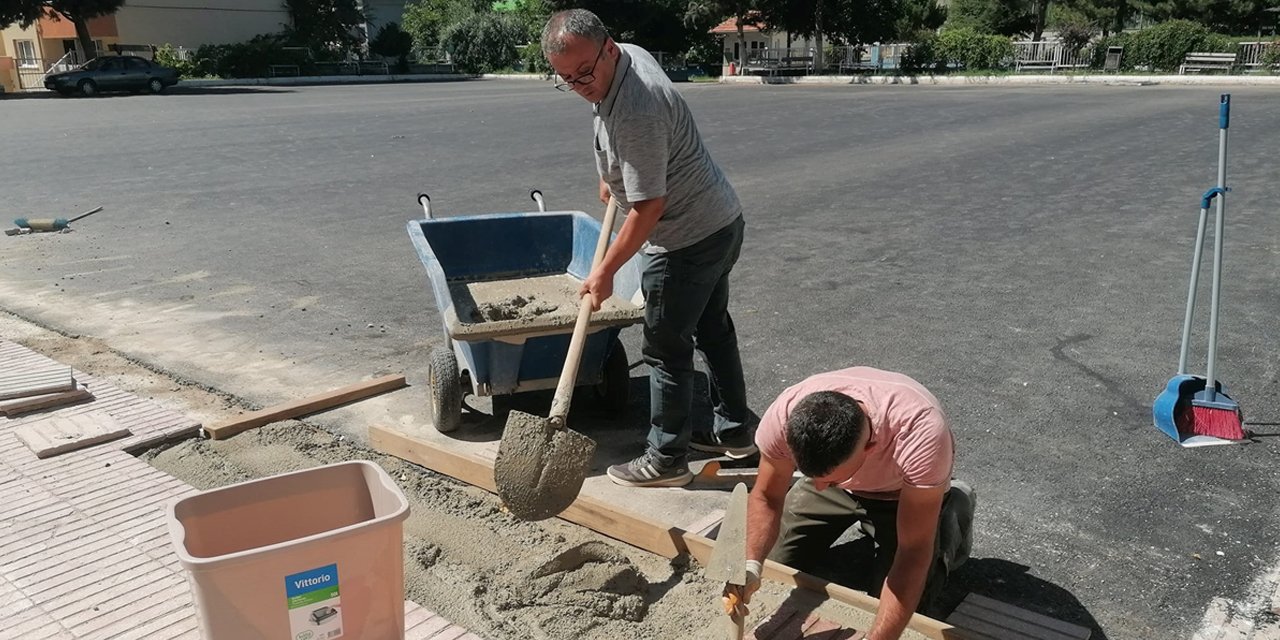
[495, 410, 596, 521]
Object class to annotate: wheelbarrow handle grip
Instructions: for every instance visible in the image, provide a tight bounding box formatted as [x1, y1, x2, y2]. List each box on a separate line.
[548, 197, 620, 421]
[417, 193, 432, 219]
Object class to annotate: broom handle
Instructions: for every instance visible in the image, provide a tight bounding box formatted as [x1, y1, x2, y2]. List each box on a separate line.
[1178, 204, 1209, 376]
[548, 197, 620, 423]
[1204, 94, 1229, 401]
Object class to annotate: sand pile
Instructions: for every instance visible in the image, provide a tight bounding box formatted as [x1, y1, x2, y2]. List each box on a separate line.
[141, 423, 776, 640]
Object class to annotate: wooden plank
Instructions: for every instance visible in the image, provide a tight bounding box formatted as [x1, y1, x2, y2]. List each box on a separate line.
[14, 411, 131, 458]
[0, 367, 75, 401]
[204, 374, 407, 440]
[369, 425, 956, 640]
[0, 387, 94, 417]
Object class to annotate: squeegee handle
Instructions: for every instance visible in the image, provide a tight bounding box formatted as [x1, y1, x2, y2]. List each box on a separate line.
[68, 206, 104, 224]
[548, 197, 620, 423]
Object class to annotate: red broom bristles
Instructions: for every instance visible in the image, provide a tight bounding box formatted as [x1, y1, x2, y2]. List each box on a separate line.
[1184, 405, 1247, 440]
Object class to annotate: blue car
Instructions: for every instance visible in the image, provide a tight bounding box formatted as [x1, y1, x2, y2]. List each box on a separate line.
[45, 56, 180, 97]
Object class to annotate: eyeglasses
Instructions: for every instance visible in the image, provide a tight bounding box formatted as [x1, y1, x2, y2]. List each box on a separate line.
[554, 39, 607, 92]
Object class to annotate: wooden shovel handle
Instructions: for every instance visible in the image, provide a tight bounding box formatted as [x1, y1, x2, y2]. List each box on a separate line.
[548, 197, 620, 423]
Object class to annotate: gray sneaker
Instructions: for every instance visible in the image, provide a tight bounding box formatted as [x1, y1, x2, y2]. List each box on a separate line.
[690, 429, 758, 459]
[607, 451, 693, 487]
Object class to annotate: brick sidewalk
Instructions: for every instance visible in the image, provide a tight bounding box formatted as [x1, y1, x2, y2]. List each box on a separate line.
[0, 340, 478, 640]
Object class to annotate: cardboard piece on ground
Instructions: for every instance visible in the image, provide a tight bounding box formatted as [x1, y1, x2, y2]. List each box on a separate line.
[14, 411, 131, 458]
[203, 374, 407, 440]
[0, 366, 75, 401]
[945, 593, 1091, 640]
[0, 385, 94, 417]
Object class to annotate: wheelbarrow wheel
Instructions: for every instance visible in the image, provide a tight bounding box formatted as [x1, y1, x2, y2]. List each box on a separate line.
[593, 338, 630, 414]
[428, 346, 463, 433]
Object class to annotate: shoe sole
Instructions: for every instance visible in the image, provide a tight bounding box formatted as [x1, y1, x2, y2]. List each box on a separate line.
[606, 468, 694, 488]
[689, 442, 759, 460]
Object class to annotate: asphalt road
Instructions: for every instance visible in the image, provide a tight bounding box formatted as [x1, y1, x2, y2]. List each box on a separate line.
[2, 80, 1278, 639]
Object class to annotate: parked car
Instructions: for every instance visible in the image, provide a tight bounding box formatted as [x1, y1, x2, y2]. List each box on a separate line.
[45, 56, 180, 97]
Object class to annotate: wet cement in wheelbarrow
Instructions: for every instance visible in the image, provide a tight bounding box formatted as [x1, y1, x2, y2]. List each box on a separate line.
[451, 273, 639, 328]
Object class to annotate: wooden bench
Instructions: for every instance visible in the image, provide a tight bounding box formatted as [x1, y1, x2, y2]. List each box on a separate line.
[1016, 58, 1057, 73]
[1180, 52, 1236, 74]
[268, 64, 300, 77]
[779, 56, 814, 73]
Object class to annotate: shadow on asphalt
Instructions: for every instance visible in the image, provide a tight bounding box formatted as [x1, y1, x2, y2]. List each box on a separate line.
[940, 557, 1109, 639]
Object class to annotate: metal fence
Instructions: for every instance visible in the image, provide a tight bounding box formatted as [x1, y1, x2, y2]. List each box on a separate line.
[1012, 40, 1093, 73]
[14, 50, 79, 90]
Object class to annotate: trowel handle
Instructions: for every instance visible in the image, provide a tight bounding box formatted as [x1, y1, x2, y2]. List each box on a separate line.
[727, 612, 745, 640]
[548, 197, 620, 422]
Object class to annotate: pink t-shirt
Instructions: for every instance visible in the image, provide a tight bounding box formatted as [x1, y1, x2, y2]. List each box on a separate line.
[755, 367, 954, 500]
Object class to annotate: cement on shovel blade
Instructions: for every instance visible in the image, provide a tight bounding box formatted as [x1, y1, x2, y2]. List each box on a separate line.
[495, 410, 596, 521]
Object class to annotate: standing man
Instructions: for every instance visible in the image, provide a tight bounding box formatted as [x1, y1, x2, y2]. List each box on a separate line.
[542, 9, 754, 487]
[726, 367, 975, 640]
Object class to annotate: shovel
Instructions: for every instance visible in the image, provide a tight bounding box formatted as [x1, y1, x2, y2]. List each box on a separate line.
[494, 197, 620, 521]
[707, 483, 750, 639]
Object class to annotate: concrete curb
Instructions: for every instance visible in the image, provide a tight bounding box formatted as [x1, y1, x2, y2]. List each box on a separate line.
[179, 74, 470, 88]
[720, 74, 1280, 86]
[178, 73, 550, 88]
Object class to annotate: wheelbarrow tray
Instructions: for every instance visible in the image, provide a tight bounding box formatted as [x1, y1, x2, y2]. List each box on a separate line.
[407, 210, 644, 397]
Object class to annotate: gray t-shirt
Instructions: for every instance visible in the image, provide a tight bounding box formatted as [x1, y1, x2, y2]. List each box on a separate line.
[593, 44, 742, 254]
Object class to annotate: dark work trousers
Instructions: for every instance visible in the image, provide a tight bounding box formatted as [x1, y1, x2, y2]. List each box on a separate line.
[769, 478, 976, 612]
[640, 216, 749, 465]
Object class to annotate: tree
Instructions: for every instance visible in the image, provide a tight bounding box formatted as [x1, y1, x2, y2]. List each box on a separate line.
[1, 0, 125, 61]
[370, 21, 414, 70]
[283, 0, 366, 54]
[684, 0, 758, 70]
[946, 0, 1034, 35]
[544, 0, 693, 56]
[441, 11, 524, 72]
[756, 0, 902, 70]
[402, 0, 490, 54]
[895, 0, 946, 40]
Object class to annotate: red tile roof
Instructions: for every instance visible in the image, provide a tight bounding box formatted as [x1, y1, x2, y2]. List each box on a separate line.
[709, 14, 766, 34]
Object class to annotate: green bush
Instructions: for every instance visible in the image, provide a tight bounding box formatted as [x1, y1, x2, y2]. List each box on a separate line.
[441, 13, 524, 74]
[154, 43, 199, 78]
[1055, 22, 1095, 56]
[1262, 42, 1280, 72]
[935, 28, 1014, 71]
[191, 34, 307, 78]
[1127, 20, 1213, 71]
[901, 34, 946, 74]
[521, 41, 550, 76]
[370, 22, 414, 72]
[1089, 22, 1247, 72]
[1090, 32, 1132, 70]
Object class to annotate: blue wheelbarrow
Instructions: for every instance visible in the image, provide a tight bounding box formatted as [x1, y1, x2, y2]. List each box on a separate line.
[407, 191, 645, 433]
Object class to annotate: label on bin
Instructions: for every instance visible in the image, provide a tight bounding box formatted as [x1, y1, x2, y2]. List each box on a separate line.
[285, 564, 343, 640]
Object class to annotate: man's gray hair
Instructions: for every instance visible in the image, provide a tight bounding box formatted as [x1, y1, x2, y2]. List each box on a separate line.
[541, 9, 609, 55]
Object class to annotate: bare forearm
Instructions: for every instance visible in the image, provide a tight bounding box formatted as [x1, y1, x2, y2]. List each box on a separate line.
[745, 493, 782, 563]
[867, 549, 932, 640]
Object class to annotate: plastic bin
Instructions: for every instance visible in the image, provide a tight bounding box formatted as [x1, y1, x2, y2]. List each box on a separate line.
[167, 460, 411, 640]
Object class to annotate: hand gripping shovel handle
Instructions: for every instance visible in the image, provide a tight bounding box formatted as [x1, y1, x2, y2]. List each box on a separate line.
[547, 197, 620, 424]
